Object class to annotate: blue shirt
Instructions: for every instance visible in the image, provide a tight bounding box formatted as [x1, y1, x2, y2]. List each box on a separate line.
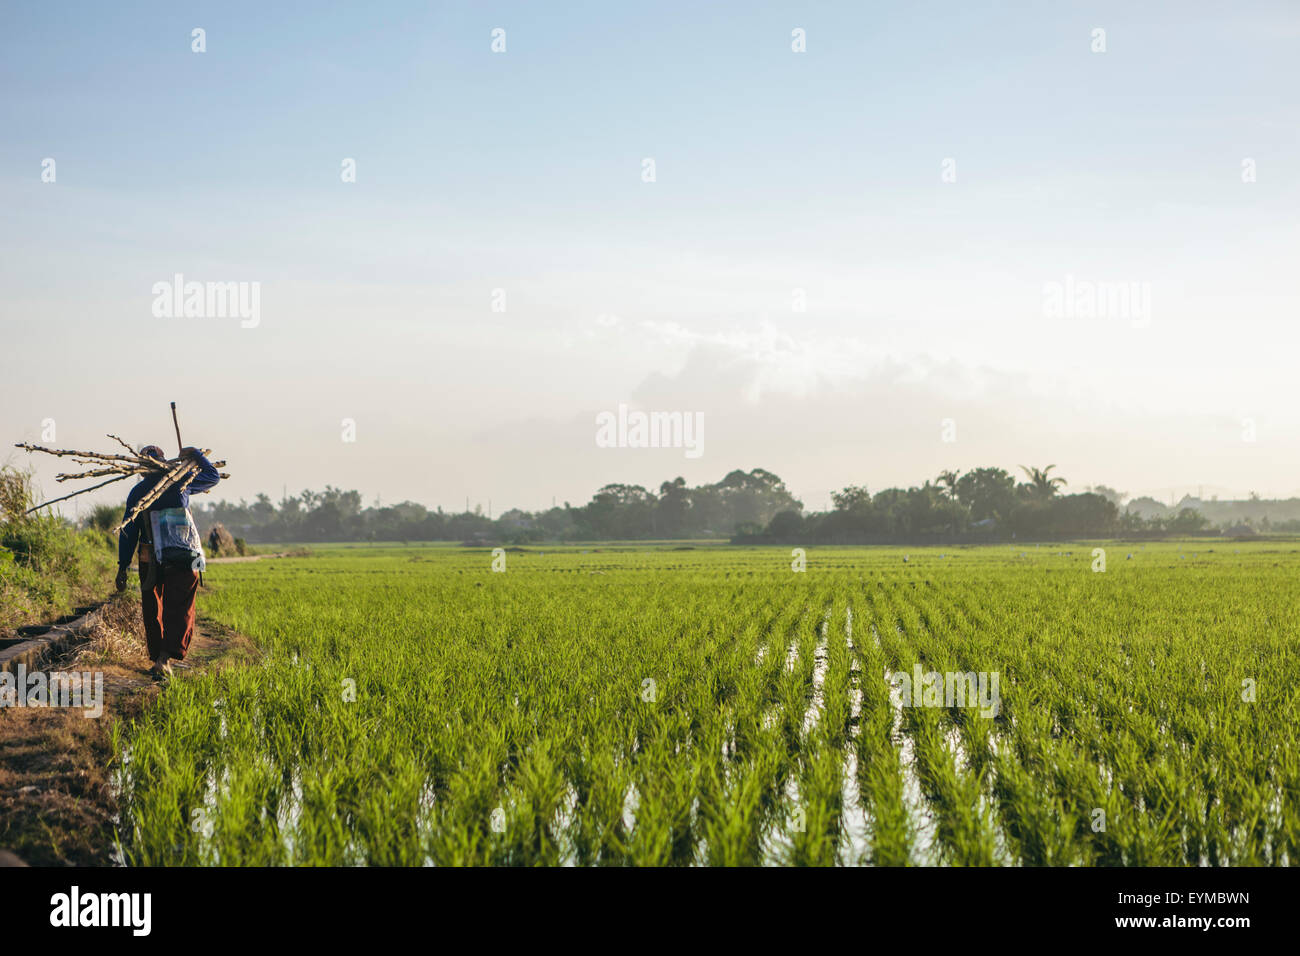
[117, 453, 221, 567]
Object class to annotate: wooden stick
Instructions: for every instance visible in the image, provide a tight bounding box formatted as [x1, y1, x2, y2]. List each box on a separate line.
[24, 473, 134, 515]
[134, 450, 220, 509]
[106, 434, 151, 462]
[132, 459, 196, 507]
[170, 450, 225, 496]
[56, 466, 142, 482]
[68, 456, 158, 471]
[171, 402, 183, 458]
[111, 451, 219, 533]
[112, 460, 198, 533]
[14, 442, 154, 465]
[17, 436, 228, 526]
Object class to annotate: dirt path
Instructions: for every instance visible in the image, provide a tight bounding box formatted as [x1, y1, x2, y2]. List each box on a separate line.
[0, 592, 257, 866]
[208, 551, 292, 564]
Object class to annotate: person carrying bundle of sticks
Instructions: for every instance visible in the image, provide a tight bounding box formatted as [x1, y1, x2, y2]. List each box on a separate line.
[115, 444, 221, 678]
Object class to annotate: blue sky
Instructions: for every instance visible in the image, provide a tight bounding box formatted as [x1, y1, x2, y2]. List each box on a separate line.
[2, 1, 1298, 513]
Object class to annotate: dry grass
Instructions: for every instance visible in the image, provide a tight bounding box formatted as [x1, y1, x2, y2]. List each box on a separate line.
[0, 468, 34, 523]
[71, 592, 148, 668]
[206, 522, 237, 558]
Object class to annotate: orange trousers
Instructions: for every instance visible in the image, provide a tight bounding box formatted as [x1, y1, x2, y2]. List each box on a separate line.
[138, 561, 198, 661]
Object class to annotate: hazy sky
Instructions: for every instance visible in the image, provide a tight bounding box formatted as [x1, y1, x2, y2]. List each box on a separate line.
[2, 1, 1297, 517]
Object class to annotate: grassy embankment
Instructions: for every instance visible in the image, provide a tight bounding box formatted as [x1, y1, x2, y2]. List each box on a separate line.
[0, 467, 116, 635]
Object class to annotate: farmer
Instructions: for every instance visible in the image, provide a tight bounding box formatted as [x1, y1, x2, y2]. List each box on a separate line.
[115, 445, 221, 677]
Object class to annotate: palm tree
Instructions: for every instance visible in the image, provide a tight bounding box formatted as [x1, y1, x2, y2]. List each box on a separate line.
[936, 470, 960, 499]
[1019, 464, 1067, 500]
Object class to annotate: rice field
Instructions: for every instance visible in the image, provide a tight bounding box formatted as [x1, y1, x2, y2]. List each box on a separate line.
[114, 541, 1300, 866]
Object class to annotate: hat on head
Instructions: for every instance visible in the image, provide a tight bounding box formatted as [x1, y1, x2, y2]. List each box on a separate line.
[139, 445, 166, 461]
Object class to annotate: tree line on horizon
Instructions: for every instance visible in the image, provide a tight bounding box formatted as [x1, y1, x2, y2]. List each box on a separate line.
[188, 464, 1299, 545]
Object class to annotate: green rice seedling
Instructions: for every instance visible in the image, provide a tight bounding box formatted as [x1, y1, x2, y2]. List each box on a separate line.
[108, 542, 1300, 866]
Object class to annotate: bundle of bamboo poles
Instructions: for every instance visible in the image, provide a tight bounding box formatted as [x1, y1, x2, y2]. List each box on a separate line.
[12, 406, 229, 533]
